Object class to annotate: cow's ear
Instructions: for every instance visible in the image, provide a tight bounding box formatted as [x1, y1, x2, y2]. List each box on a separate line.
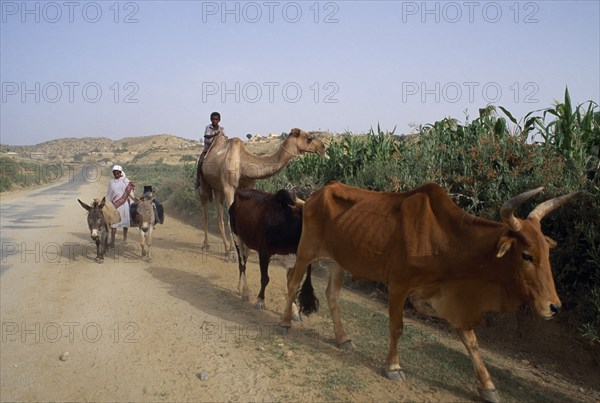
[496, 235, 515, 258]
[545, 236, 557, 249]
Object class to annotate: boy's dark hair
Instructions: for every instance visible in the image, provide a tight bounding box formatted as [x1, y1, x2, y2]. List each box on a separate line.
[210, 112, 221, 119]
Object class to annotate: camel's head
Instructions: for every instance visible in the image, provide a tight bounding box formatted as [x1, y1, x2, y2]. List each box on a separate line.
[286, 128, 326, 156]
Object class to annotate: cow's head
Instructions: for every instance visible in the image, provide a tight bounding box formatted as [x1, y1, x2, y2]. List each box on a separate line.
[274, 189, 304, 218]
[496, 188, 579, 319]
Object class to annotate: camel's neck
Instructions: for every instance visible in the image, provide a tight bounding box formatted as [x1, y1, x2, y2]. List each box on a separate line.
[240, 141, 296, 180]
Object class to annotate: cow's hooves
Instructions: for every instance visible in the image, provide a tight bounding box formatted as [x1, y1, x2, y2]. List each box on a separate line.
[339, 340, 355, 351]
[255, 301, 265, 310]
[141, 250, 146, 257]
[292, 314, 301, 322]
[241, 295, 250, 302]
[385, 369, 406, 381]
[201, 244, 210, 251]
[478, 388, 499, 403]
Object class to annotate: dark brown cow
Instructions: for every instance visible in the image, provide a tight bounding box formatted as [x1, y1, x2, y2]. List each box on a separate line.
[280, 182, 579, 402]
[229, 188, 318, 320]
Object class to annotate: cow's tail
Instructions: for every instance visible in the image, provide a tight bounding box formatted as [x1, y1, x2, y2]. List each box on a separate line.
[298, 264, 319, 315]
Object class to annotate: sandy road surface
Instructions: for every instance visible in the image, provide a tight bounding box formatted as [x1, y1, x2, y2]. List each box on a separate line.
[1, 173, 598, 402]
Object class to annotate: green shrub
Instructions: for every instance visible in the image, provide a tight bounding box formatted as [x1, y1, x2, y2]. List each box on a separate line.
[0, 157, 66, 192]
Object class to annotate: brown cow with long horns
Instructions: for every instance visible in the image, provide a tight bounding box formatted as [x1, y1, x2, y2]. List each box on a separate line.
[280, 182, 579, 403]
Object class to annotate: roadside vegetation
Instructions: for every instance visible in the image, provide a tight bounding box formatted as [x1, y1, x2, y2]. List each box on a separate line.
[6, 89, 598, 348]
[0, 157, 66, 192]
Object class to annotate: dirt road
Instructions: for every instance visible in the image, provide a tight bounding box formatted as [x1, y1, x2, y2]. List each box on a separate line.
[1, 173, 598, 402]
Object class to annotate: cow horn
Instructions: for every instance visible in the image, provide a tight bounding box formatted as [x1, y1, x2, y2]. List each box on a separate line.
[527, 191, 581, 221]
[500, 187, 544, 231]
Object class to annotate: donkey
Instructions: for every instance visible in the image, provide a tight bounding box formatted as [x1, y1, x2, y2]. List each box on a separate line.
[131, 195, 156, 261]
[78, 197, 109, 263]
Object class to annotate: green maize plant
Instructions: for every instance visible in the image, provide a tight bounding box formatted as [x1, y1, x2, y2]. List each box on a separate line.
[260, 126, 403, 196]
[530, 87, 599, 174]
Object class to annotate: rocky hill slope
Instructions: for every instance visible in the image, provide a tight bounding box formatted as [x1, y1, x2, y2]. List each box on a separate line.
[0, 131, 335, 165]
[1, 134, 200, 165]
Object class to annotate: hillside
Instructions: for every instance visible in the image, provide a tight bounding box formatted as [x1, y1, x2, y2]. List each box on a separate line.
[0, 131, 340, 166]
[1, 134, 200, 165]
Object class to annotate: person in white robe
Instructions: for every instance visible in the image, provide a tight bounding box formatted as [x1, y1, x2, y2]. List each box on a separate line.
[107, 165, 135, 246]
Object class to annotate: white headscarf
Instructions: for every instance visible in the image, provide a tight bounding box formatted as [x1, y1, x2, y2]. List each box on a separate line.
[112, 165, 126, 177]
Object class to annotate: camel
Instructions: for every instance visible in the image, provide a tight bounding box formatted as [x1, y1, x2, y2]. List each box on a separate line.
[196, 128, 325, 258]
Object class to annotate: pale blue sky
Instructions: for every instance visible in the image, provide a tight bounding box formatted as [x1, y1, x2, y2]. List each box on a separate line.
[1, 0, 599, 145]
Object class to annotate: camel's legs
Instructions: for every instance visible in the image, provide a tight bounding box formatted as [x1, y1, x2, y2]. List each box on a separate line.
[196, 185, 234, 260]
[198, 191, 210, 251]
[221, 187, 237, 261]
[214, 191, 231, 254]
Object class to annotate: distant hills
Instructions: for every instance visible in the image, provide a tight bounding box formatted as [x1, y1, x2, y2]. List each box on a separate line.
[0, 132, 335, 165]
[1, 134, 201, 165]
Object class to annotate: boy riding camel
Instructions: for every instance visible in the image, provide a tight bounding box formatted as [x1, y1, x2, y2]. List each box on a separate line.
[195, 111, 226, 190]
